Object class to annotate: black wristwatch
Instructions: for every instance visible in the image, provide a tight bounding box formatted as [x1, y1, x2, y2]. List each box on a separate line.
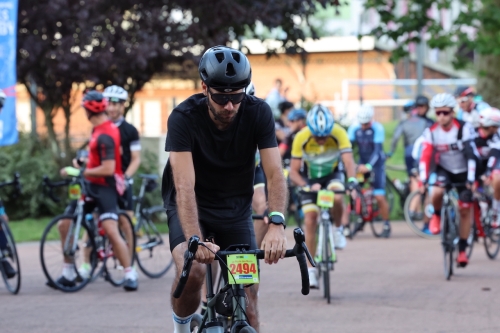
[268, 213, 286, 229]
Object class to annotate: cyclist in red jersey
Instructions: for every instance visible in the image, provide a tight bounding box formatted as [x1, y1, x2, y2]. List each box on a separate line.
[419, 93, 479, 267]
[48, 91, 138, 291]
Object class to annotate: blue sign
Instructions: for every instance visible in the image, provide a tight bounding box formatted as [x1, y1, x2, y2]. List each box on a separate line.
[0, 0, 18, 146]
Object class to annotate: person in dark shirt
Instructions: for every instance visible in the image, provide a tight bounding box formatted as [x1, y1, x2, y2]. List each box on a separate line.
[275, 101, 294, 145]
[279, 108, 307, 161]
[52, 91, 137, 291]
[162, 46, 287, 332]
[103, 85, 141, 263]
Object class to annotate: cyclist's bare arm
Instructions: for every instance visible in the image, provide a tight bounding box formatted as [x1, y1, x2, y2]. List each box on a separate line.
[170, 152, 217, 263]
[341, 152, 357, 179]
[260, 147, 287, 264]
[289, 158, 307, 187]
[84, 160, 115, 177]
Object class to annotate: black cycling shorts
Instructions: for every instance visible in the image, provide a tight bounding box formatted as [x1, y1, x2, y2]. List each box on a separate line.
[434, 167, 472, 206]
[167, 208, 257, 253]
[118, 184, 134, 211]
[64, 183, 119, 221]
[300, 171, 345, 209]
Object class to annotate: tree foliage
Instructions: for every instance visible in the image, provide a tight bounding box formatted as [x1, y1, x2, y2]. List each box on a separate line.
[364, 0, 500, 67]
[17, 0, 341, 161]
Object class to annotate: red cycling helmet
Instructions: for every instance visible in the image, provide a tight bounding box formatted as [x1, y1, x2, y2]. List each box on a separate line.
[82, 90, 108, 113]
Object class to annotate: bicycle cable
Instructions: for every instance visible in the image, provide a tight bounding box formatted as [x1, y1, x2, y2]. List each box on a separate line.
[199, 243, 251, 324]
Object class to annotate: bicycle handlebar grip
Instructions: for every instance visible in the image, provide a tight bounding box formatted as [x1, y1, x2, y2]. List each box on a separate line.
[295, 251, 310, 296]
[173, 235, 200, 299]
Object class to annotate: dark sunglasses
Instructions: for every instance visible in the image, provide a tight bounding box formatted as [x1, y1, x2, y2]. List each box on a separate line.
[209, 89, 245, 106]
[435, 110, 452, 116]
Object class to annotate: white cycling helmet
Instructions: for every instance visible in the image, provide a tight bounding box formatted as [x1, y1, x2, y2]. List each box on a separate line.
[479, 107, 500, 127]
[246, 82, 255, 96]
[430, 93, 456, 109]
[357, 105, 374, 124]
[103, 85, 128, 102]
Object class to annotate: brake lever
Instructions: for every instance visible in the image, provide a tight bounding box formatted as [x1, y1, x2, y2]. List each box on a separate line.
[301, 242, 316, 267]
[292, 228, 316, 267]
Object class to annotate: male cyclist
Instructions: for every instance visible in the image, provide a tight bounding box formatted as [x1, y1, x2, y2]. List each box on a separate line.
[163, 46, 287, 333]
[455, 86, 490, 128]
[348, 105, 391, 237]
[50, 91, 137, 291]
[275, 101, 293, 145]
[289, 104, 357, 289]
[103, 85, 140, 262]
[419, 93, 478, 267]
[279, 108, 307, 160]
[474, 108, 500, 226]
[0, 89, 15, 278]
[389, 95, 433, 220]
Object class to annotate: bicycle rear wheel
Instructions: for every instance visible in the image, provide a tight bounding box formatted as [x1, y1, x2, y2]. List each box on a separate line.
[0, 217, 21, 294]
[483, 218, 500, 259]
[347, 197, 364, 239]
[404, 190, 439, 239]
[103, 212, 136, 286]
[135, 206, 173, 278]
[40, 214, 97, 292]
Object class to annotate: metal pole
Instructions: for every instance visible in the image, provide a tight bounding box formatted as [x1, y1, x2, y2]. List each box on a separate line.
[29, 77, 38, 139]
[358, 39, 363, 105]
[416, 31, 424, 96]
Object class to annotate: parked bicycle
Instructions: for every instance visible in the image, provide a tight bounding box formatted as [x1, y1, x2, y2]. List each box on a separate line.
[174, 228, 314, 333]
[133, 174, 173, 278]
[40, 170, 136, 292]
[0, 173, 22, 294]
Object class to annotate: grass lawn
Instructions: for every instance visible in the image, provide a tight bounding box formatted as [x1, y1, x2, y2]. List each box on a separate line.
[9, 121, 408, 243]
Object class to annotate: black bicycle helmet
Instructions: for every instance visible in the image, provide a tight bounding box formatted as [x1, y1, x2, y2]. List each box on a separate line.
[454, 86, 475, 98]
[415, 95, 429, 106]
[199, 46, 252, 91]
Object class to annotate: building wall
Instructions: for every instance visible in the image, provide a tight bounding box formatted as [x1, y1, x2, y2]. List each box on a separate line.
[15, 49, 395, 141]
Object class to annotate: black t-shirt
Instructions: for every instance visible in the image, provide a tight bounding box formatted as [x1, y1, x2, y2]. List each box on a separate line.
[162, 93, 277, 223]
[115, 118, 140, 173]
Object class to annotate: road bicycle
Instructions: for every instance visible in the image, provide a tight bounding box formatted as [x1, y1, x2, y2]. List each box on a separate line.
[467, 189, 500, 259]
[132, 174, 173, 278]
[440, 183, 461, 281]
[0, 173, 22, 294]
[174, 228, 314, 333]
[298, 188, 346, 304]
[346, 175, 383, 239]
[40, 170, 136, 292]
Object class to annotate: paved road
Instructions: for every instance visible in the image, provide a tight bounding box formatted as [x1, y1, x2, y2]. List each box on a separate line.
[2, 222, 500, 333]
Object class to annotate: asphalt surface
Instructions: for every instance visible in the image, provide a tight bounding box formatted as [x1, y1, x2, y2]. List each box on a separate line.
[2, 222, 500, 333]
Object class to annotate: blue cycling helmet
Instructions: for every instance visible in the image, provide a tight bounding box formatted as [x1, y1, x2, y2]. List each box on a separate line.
[306, 104, 334, 136]
[288, 108, 307, 121]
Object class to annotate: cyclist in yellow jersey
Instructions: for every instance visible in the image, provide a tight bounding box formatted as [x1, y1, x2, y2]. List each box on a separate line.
[289, 104, 358, 289]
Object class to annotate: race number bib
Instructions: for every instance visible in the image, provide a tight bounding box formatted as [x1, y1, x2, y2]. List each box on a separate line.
[227, 254, 259, 284]
[316, 190, 334, 208]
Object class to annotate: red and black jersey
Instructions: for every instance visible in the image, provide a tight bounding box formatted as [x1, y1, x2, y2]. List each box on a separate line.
[87, 120, 123, 186]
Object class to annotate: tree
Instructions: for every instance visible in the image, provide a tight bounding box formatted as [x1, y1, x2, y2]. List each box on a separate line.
[364, 0, 500, 106]
[17, 0, 341, 162]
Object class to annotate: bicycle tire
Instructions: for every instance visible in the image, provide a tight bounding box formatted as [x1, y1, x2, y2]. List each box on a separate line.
[384, 178, 396, 216]
[404, 190, 439, 240]
[369, 196, 385, 238]
[347, 197, 364, 239]
[135, 206, 173, 278]
[40, 214, 97, 292]
[190, 313, 204, 333]
[441, 205, 456, 281]
[483, 220, 500, 259]
[322, 221, 331, 304]
[0, 217, 21, 294]
[103, 211, 136, 287]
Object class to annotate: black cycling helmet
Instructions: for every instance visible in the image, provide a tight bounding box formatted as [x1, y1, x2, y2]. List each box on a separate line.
[415, 95, 429, 106]
[199, 46, 252, 92]
[454, 86, 475, 98]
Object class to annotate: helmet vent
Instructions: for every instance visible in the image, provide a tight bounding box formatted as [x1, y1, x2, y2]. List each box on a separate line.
[225, 63, 236, 77]
[231, 52, 240, 63]
[215, 52, 225, 63]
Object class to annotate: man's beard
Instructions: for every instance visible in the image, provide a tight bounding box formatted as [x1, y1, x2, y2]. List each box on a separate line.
[207, 99, 236, 125]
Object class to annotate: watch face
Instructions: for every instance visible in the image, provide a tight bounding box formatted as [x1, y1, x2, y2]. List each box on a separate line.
[270, 215, 285, 224]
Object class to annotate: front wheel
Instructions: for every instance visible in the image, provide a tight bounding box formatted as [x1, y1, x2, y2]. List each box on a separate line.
[0, 217, 21, 294]
[103, 212, 136, 287]
[483, 217, 500, 259]
[135, 206, 173, 278]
